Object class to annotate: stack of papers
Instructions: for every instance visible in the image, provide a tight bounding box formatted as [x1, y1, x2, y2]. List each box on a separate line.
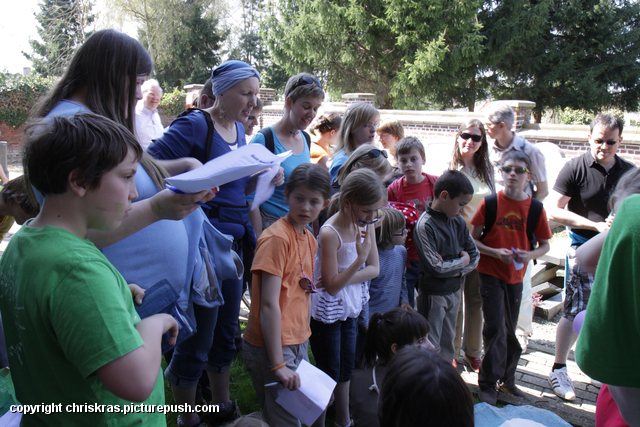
[165, 144, 292, 206]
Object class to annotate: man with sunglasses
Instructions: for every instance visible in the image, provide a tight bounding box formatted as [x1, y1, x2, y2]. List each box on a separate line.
[546, 113, 635, 401]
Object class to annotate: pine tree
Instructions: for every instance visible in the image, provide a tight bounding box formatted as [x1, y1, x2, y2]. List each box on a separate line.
[23, 0, 94, 77]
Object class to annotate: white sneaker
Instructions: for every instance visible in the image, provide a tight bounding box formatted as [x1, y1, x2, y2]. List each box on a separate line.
[549, 367, 576, 400]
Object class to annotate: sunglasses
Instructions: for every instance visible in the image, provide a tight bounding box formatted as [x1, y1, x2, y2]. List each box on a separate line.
[353, 207, 382, 226]
[501, 166, 530, 174]
[353, 149, 388, 163]
[594, 139, 619, 146]
[289, 76, 323, 93]
[298, 274, 318, 293]
[460, 133, 482, 143]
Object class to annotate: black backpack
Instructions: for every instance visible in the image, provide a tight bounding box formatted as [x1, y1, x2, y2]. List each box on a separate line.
[259, 127, 311, 153]
[480, 194, 543, 251]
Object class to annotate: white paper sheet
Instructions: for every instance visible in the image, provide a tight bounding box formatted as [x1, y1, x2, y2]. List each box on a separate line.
[250, 166, 279, 210]
[512, 247, 525, 270]
[164, 144, 291, 193]
[275, 359, 337, 425]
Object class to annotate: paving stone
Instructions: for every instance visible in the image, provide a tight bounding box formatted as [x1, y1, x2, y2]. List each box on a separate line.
[575, 388, 598, 401]
[581, 402, 596, 413]
[520, 374, 551, 389]
[586, 384, 601, 393]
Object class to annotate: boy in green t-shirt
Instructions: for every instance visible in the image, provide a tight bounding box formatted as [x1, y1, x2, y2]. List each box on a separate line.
[0, 113, 178, 426]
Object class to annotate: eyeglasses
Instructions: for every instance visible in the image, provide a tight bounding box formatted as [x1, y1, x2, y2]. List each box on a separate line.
[363, 122, 380, 131]
[501, 166, 530, 174]
[353, 207, 381, 226]
[298, 274, 318, 294]
[353, 149, 388, 163]
[289, 76, 323, 93]
[394, 226, 407, 236]
[594, 139, 619, 146]
[460, 133, 482, 143]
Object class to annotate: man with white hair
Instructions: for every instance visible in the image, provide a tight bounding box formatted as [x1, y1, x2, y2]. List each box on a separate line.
[135, 79, 165, 150]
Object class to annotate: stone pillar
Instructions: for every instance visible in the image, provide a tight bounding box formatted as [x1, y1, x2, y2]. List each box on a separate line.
[504, 100, 536, 131]
[183, 84, 204, 108]
[342, 93, 376, 105]
[259, 88, 277, 106]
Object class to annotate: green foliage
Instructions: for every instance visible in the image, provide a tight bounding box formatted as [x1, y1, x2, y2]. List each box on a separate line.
[23, 0, 94, 77]
[0, 72, 56, 127]
[480, 0, 640, 118]
[557, 107, 625, 125]
[158, 88, 187, 116]
[133, 0, 226, 90]
[265, 0, 484, 109]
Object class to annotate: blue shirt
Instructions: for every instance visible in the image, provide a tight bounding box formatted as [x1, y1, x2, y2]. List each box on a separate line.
[247, 127, 311, 218]
[329, 149, 348, 183]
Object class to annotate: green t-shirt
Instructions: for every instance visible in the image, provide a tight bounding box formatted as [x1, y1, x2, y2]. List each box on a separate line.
[0, 223, 165, 426]
[576, 194, 640, 388]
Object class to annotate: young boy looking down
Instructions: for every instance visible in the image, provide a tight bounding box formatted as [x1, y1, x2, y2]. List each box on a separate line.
[471, 150, 552, 405]
[0, 113, 178, 426]
[414, 170, 479, 365]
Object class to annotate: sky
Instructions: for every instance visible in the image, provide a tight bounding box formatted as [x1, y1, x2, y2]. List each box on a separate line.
[1, 0, 41, 74]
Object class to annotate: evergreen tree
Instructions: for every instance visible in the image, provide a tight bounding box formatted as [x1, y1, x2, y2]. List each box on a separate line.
[23, 0, 94, 77]
[480, 0, 640, 120]
[264, 0, 484, 108]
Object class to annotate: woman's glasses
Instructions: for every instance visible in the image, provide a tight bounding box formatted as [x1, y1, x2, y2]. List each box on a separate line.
[501, 166, 530, 174]
[353, 149, 388, 163]
[460, 133, 482, 143]
[289, 76, 323, 92]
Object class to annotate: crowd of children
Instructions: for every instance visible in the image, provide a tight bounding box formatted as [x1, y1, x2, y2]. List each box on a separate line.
[1, 27, 633, 427]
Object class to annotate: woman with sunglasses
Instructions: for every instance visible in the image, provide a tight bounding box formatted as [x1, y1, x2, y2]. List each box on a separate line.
[449, 118, 495, 373]
[248, 73, 325, 237]
[328, 102, 380, 183]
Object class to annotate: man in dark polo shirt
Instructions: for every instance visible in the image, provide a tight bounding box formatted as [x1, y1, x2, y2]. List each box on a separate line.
[546, 113, 635, 400]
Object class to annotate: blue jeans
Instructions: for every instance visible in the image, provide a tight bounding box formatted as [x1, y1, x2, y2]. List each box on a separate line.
[405, 261, 420, 308]
[207, 274, 243, 373]
[310, 317, 358, 382]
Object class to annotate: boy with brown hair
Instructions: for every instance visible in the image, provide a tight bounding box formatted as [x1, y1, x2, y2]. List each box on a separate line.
[0, 113, 177, 425]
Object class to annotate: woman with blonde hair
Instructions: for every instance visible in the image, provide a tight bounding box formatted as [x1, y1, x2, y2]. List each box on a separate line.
[328, 102, 379, 183]
[310, 112, 342, 170]
[448, 118, 494, 372]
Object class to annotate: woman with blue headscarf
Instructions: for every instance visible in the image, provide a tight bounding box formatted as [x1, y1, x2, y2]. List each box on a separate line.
[149, 60, 279, 426]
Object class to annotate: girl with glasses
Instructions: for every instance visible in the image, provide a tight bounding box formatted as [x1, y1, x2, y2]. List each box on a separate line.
[448, 118, 495, 372]
[310, 169, 385, 427]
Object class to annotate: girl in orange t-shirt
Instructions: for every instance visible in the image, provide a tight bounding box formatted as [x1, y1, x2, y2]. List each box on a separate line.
[243, 164, 331, 427]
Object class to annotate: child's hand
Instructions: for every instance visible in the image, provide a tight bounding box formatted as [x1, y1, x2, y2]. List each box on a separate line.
[605, 213, 615, 228]
[460, 250, 470, 267]
[128, 284, 145, 305]
[495, 248, 514, 264]
[159, 314, 179, 346]
[513, 249, 530, 264]
[400, 302, 414, 311]
[274, 365, 301, 390]
[355, 224, 374, 262]
[435, 252, 444, 262]
[151, 189, 217, 221]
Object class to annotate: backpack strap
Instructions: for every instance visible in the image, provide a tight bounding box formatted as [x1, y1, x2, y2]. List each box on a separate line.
[481, 193, 498, 241]
[177, 108, 215, 161]
[259, 127, 311, 153]
[527, 197, 543, 251]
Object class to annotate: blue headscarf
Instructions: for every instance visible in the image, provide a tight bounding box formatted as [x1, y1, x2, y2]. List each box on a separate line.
[211, 60, 260, 97]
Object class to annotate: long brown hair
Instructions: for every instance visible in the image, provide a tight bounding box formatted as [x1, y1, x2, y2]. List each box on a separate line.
[32, 29, 167, 189]
[449, 118, 494, 191]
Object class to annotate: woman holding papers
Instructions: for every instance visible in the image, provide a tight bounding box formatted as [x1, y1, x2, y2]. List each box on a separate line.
[247, 73, 325, 237]
[149, 60, 279, 425]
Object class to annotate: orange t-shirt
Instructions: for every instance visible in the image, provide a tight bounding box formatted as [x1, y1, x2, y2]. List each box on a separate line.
[243, 218, 314, 347]
[471, 191, 552, 284]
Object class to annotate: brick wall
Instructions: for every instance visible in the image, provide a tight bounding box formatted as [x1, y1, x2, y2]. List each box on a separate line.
[0, 122, 26, 165]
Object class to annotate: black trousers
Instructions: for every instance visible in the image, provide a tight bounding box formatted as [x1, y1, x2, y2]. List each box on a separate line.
[478, 272, 523, 390]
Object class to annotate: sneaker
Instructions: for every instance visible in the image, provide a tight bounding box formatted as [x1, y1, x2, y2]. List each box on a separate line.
[203, 400, 241, 426]
[478, 387, 498, 405]
[548, 367, 576, 400]
[499, 384, 529, 399]
[463, 354, 482, 372]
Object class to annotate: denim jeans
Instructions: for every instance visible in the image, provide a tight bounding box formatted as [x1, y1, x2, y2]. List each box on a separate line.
[478, 272, 523, 390]
[310, 317, 358, 382]
[405, 261, 420, 308]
